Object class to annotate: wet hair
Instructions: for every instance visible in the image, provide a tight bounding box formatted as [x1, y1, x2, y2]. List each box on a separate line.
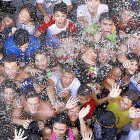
[0, 33, 4, 51]
[126, 53, 139, 64]
[99, 12, 113, 23]
[123, 89, 139, 105]
[3, 55, 19, 66]
[62, 64, 75, 74]
[34, 48, 54, 68]
[20, 4, 37, 22]
[32, 71, 48, 86]
[59, 30, 73, 40]
[53, 2, 67, 15]
[0, 17, 2, 31]
[77, 84, 92, 98]
[13, 28, 30, 47]
[96, 110, 116, 126]
[119, 1, 134, 12]
[1, 80, 18, 93]
[25, 89, 39, 101]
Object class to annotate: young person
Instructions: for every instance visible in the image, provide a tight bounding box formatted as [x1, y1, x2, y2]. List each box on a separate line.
[34, 2, 76, 49]
[4, 29, 43, 67]
[47, 64, 80, 110]
[14, 4, 37, 35]
[77, 0, 108, 28]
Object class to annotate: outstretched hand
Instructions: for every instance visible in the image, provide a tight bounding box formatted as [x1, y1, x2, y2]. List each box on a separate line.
[79, 105, 90, 119]
[65, 96, 79, 110]
[82, 132, 92, 140]
[14, 129, 27, 140]
[129, 107, 140, 119]
[109, 83, 121, 98]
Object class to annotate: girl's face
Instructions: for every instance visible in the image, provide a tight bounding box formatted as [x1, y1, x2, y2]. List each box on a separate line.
[68, 106, 80, 122]
[53, 122, 67, 140]
[120, 10, 132, 24]
[35, 54, 49, 70]
[18, 8, 30, 24]
[127, 60, 138, 75]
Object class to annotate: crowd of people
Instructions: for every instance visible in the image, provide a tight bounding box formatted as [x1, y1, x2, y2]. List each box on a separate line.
[0, 0, 140, 140]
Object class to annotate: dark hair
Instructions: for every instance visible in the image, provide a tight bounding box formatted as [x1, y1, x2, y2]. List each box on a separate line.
[0, 33, 4, 51]
[13, 28, 30, 47]
[99, 12, 113, 23]
[123, 89, 139, 105]
[59, 30, 73, 40]
[25, 89, 39, 101]
[96, 110, 116, 126]
[53, 2, 67, 15]
[20, 4, 37, 22]
[126, 53, 139, 64]
[32, 71, 48, 86]
[62, 64, 75, 74]
[3, 55, 18, 66]
[77, 84, 92, 98]
[0, 17, 2, 30]
[1, 80, 18, 93]
[34, 48, 54, 68]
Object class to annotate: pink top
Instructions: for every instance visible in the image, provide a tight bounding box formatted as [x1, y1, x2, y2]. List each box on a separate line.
[51, 128, 74, 140]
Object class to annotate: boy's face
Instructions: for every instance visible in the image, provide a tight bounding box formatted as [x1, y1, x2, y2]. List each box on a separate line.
[119, 96, 132, 111]
[127, 60, 138, 75]
[33, 83, 45, 94]
[3, 88, 15, 105]
[19, 42, 29, 52]
[4, 62, 19, 79]
[53, 11, 67, 29]
[77, 95, 88, 106]
[99, 19, 113, 36]
[129, 34, 140, 50]
[85, 0, 100, 13]
[120, 10, 132, 24]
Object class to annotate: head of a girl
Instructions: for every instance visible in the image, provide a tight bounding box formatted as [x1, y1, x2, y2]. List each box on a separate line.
[126, 53, 139, 75]
[35, 48, 52, 70]
[52, 113, 70, 140]
[18, 4, 37, 24]
[68, 102, 82, 122]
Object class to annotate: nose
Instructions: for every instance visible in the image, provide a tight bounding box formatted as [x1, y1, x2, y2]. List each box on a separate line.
[66, 78, 70, 83]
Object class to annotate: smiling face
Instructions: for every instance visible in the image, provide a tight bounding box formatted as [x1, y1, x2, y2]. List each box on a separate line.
[99, 19, 113, 36]
[68, 106, 80, 122]
[18, 8, 30, 24]
[77, 95, 88, 106]
[53, 122, 67, 140]
[127, 60, 138, 75]
[33, 83, 45, 94]
[4, 62, 19, 79]
[120, 10, 132, 25]
[3, 88, 15, 105]
[53, 11, 67, 29]
[129, 34, 140, 50]
[35, 54, 49, 70]
[61, 71, 75, 88]
[119, 96, 132, 111]
[26, 97, 40, 114]
[85, 0, 100, 13]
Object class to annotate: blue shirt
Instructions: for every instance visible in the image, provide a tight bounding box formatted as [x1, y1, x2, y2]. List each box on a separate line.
[4, 35, 43, 63]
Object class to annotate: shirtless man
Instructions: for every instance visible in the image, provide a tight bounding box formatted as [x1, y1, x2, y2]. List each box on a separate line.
[0, 54, 31, 87]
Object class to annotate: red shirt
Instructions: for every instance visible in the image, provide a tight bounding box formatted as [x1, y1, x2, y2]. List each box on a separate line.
[82, 98, 96, 119]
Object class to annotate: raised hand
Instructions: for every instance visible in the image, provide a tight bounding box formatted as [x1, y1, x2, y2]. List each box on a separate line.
[109, 83, 121, 98]
[82, 132, 92, 140]
[79, 105, 90, 119]
[14, 129, 27, 140]
[23, 119, 32, 129]
[65, 96, 79, 110]
[129, 107, 140, 119]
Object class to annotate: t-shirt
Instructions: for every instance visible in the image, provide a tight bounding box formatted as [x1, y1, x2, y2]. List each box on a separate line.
[4, 35, 43, 63]
[36, 0, 72, 16]
[77, 4, 108, 24]
[127, 124, 140, 140]
[107, 96, 131, 133]
[37, 18, 76, 48]
[49, 71, 80, 97]
[82, 98, 96, 119]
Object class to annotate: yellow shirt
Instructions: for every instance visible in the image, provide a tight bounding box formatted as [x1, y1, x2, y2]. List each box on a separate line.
[107, 96, 131, 133]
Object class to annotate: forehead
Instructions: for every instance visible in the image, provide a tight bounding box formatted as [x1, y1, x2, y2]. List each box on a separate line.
[121, 96, 132, 105]
[27, 97, 39, 103]
[4, 62, 17, 67]
[69, 105, 80, 111]
[77, 95, 87, 100]
[54, 11, 67, 16]
[35, 54, 47, 59]
[4, 88, 14, 93]
[53, 122, 67, 129]
[20, 8, 29, 15]
[62, 71, 75, 77]
[101, 19, 113, 24]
